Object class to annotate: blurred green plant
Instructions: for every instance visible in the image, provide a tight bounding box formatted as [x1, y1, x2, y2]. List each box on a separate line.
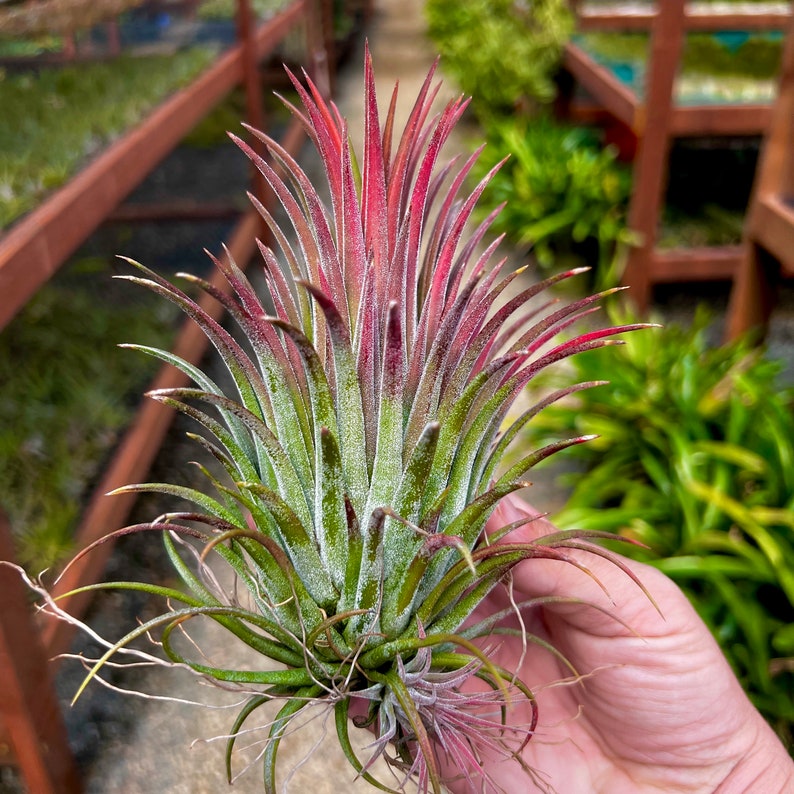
[660, 203, 745, 249]
[0, 34, 63, 57]
[0, 46, 216, 229]
[525, 306, 794, 746]
[473, 116, 634, 279]
[0, 258, 178, 571]
[425, 0, 573, 118]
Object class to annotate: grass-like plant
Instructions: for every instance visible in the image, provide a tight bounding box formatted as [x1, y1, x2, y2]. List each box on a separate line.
[0, 47, 216, 229]
[425, 0, 573, 118]
[0, 257, 177, 571]
[43, 51, 651, 791]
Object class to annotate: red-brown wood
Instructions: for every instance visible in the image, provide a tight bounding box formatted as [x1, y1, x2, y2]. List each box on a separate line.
[237, 0, 270, 212]
[565, 99, 616, 128]
[670, 104, 773, 137]
[562, 42, 640, 129]
[726, 242, 780, 338]
[727, 16, 794, 338]
[622, 0, 687, 309]
[317, 0, 337, 95]
[0, 515, 82, 792]
[750, 194, 794, 268]
[650, 245, 743, 283]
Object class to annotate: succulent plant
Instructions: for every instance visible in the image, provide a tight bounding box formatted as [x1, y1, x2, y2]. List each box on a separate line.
[56, 48, 648, 792]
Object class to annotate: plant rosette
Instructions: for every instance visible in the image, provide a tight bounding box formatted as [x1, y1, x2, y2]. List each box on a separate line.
[25, 48, 652, 792]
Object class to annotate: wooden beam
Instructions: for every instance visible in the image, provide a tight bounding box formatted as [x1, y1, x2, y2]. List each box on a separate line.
[238, 0, 270, 211]
[725, 17, 794, 340]
[650, 245, 742, 283]
[562, 43, 640, 129]
[726, 242, 780, 339]
[670, 104, 772, 136]
[748, 194, 794, 270]
[0, 516, 82, 793]
[622, 0, 687, 309]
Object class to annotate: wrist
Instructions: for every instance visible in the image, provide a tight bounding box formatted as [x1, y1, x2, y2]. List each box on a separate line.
[716, 718, 793, 793]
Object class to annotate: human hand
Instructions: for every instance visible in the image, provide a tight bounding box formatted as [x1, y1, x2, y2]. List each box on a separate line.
[445, 494, 794, 793]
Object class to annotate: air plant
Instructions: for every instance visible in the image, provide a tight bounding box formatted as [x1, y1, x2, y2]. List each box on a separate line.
[47, 48, 650, 792]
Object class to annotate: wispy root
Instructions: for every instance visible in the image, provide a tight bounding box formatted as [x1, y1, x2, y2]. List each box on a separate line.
[191, 696, 340, 787]
[2, 562, 162, 667]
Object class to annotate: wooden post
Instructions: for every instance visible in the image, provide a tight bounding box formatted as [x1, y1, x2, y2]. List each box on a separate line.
[307, 0, 334, 99]
[236, 0, 270, 216]
[622, 0, 687, 311]
[726, 16, 794, 339]
[725, 243, 780, 340]
[0, 515, 82, 793]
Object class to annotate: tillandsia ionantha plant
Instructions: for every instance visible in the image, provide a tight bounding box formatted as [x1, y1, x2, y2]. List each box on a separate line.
[38, 49, 651, 792]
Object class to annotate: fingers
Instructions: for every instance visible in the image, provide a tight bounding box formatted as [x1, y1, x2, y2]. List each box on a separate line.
[487, 493, 671, 635]
[486, 492, 559, 541]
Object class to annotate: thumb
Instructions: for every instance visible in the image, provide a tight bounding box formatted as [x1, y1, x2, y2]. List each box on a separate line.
[487, 493, 668, 635]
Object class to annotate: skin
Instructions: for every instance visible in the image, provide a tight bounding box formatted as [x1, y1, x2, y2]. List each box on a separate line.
[444, 495, 794, 794]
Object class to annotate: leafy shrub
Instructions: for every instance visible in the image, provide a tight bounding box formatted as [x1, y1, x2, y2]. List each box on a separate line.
[526, 306, 794, 745]
[425, 0, 573, 118]
[473, 116, 633, 276]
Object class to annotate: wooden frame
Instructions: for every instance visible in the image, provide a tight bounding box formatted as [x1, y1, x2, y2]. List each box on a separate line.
[562, 1, 792, 309]
[727, 16, 794, 338]
[0, 1, 336, 789]
[575, 2, 791, 32]
[0, 513, 81, 794]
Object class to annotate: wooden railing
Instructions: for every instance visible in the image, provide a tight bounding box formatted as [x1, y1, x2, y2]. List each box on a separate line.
[727, 15, 794, 337]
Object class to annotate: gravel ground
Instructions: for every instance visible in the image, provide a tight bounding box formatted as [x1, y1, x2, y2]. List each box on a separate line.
[4, 0, 794, 791]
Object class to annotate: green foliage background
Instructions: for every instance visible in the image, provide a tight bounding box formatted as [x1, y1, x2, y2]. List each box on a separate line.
[473, 116, 633, 275]
[0, 47, 216, 229]
[526, 309, 794, 747]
